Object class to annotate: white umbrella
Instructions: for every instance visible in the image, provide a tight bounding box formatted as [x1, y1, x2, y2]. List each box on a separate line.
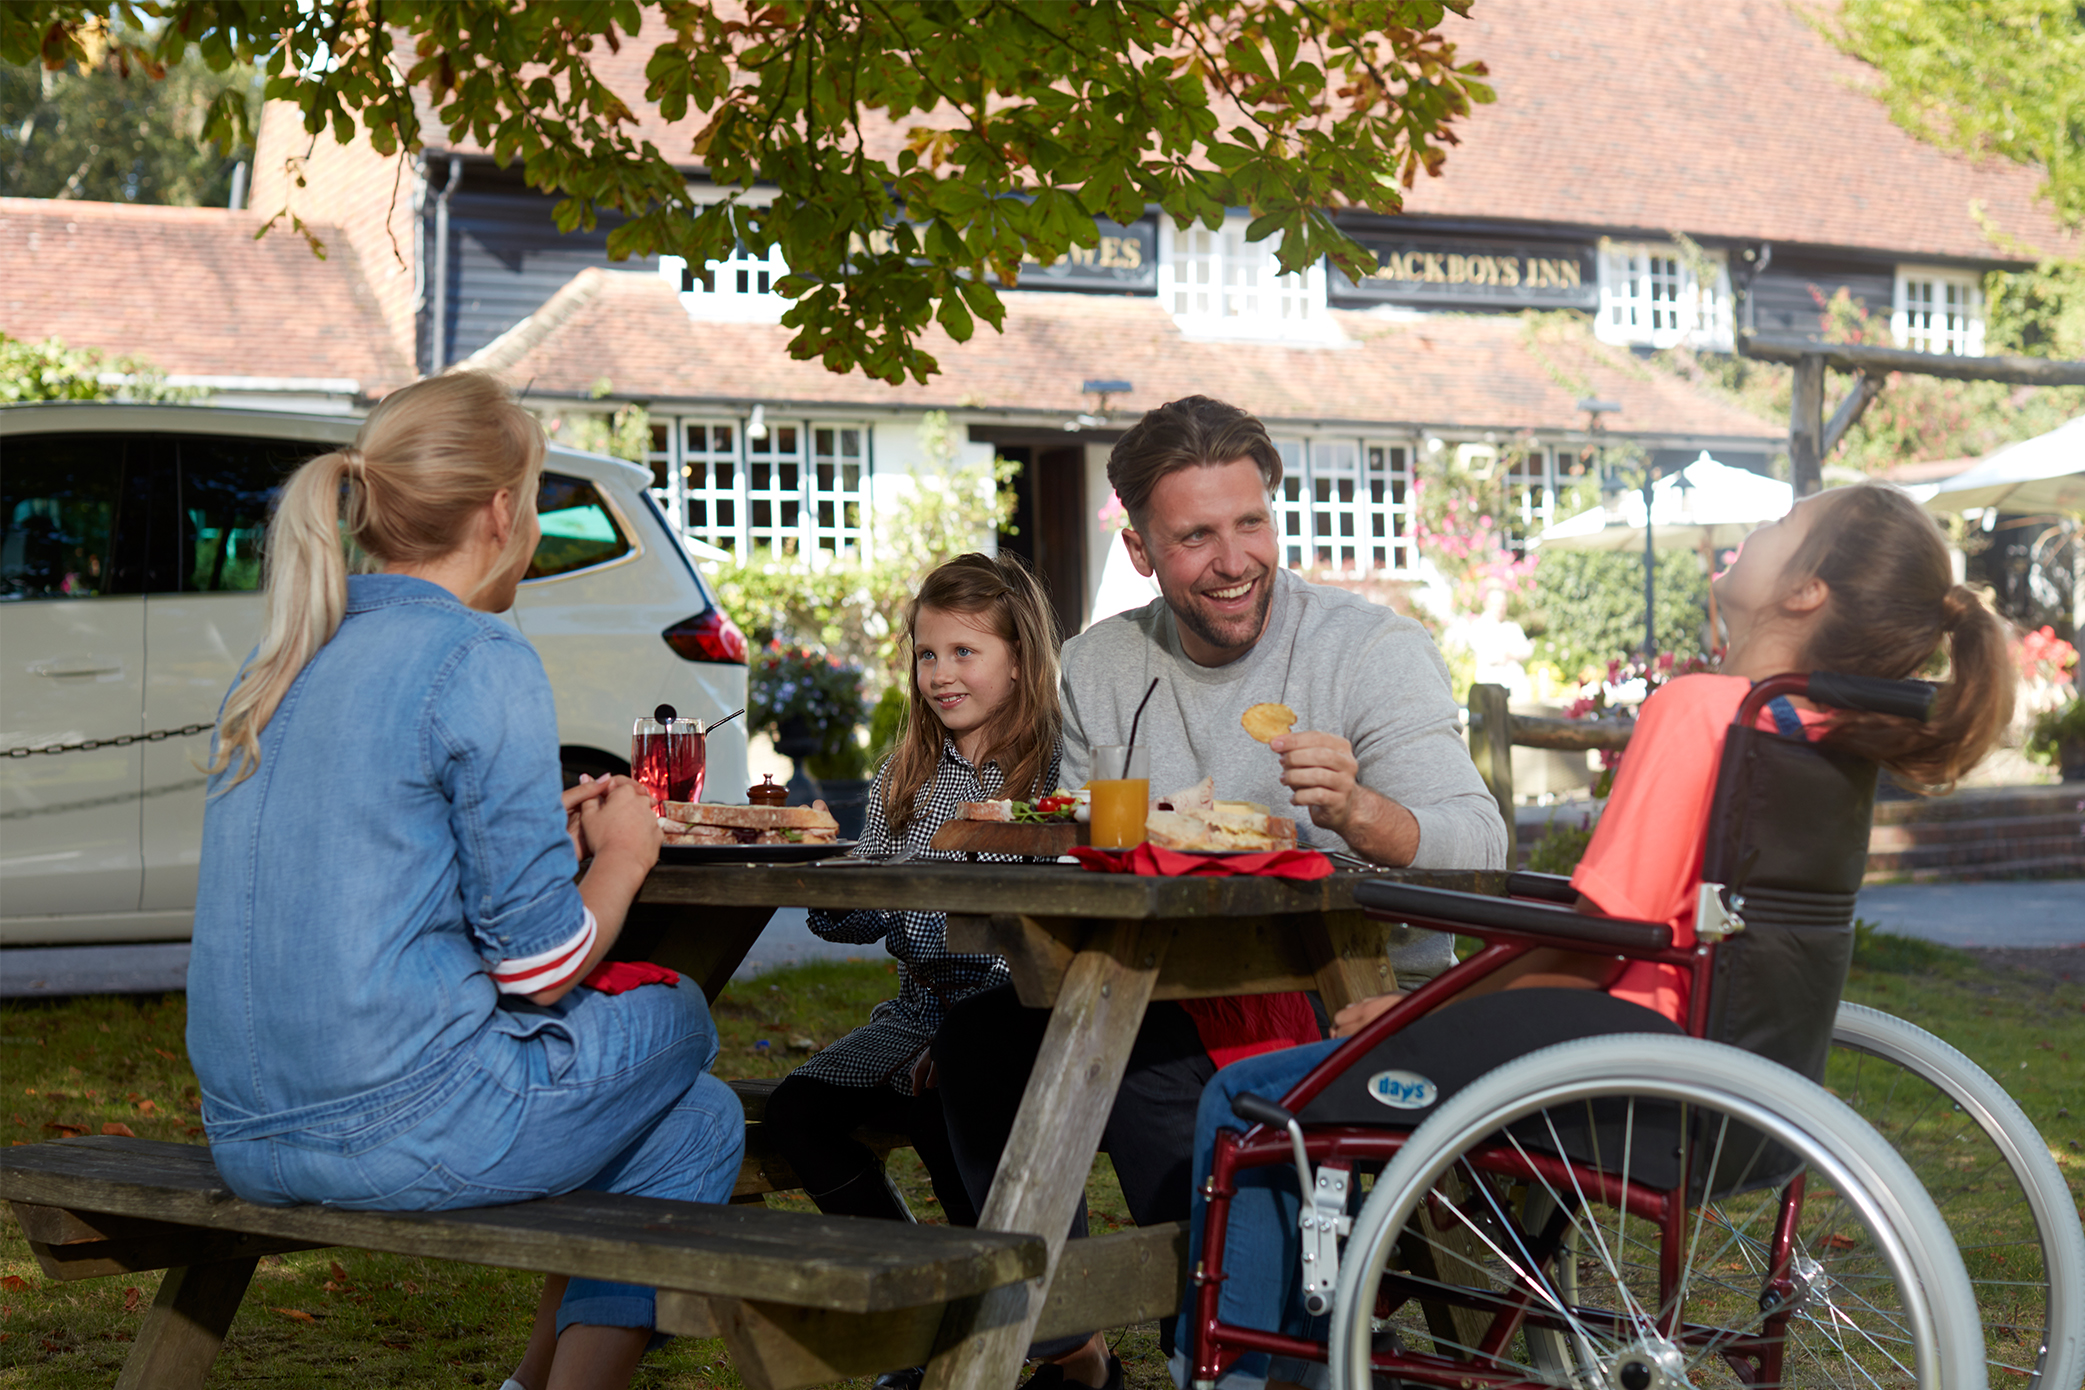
[1923, 415, 2085, 514]
[1533, 452, 1793, 552]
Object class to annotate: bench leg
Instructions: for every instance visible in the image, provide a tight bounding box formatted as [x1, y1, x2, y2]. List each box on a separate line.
[114, 1257, 258, 1390]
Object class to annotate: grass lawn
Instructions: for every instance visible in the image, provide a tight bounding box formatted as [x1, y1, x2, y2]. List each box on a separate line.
[2, 939, 2077, 1389]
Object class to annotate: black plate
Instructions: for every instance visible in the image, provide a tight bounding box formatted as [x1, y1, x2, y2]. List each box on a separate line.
[658, 839, 859, 865]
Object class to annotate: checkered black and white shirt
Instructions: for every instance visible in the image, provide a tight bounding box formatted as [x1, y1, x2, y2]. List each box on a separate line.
[795, 736, 1063, 1094]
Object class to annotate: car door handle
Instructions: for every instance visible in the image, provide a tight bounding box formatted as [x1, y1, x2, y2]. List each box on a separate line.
[27, 658, 125, 678]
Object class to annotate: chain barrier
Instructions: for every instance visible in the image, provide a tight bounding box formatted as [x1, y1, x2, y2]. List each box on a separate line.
[5, 723, 217, 758]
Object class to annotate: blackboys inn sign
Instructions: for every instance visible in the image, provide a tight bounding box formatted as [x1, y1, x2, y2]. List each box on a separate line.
[1331, 237, 1598, 310]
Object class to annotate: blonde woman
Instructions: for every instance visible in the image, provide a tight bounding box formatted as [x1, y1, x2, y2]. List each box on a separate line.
[188, 372, 742, 1390]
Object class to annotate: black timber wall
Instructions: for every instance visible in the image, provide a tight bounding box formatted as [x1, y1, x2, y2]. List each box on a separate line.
[421, 172, 644, 373]
[1745, 253, 1895, 337]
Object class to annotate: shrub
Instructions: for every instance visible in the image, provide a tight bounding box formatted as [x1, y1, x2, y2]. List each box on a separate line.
[1531, 549, 1712, 682]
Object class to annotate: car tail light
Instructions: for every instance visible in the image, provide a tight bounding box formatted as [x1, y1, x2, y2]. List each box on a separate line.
[662, 609, 748, 664]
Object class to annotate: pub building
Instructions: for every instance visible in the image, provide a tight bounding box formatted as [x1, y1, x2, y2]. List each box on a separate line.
[5, 0, 2064, 642]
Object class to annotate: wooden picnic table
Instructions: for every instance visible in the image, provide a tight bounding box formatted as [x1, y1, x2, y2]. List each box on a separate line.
[624, 859, 1507, 1388]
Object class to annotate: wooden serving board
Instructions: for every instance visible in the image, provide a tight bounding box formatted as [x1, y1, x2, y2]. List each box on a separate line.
[928, 820, 1087, 857]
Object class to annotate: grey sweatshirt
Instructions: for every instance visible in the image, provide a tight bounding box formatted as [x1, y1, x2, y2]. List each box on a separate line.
[1061, 568, 1508, 870]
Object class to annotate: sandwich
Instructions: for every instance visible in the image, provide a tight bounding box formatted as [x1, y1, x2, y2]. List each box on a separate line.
[657, 801, 840, 845]
[1145, 797, 1299, 852]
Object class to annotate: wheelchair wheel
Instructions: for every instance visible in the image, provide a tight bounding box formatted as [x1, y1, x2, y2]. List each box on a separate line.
[1329, 1035, 1986, 1390]
[1828, 1003, 2085, 1390]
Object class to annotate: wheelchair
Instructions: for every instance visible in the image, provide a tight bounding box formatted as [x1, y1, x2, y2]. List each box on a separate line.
[1190, 673, 2084, 1390]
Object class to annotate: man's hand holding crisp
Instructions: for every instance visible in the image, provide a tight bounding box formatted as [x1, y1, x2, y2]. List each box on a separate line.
[1270, 730, 1422, 865]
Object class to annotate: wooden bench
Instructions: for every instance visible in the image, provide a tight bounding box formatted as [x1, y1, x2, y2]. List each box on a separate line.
[2, 1135, 1189, 1390]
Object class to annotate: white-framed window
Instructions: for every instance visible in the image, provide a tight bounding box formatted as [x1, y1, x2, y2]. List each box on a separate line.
[1272, 438, 1414, 573]
[645, 414, 872, 560]
[1596, 241, 1732, 349]
[1158, 217, 1334, 341]
[1501, 445, 1556, 556]
[659, 245, 790, 323]
[1893, 266, 1985, 356]
[808, 425, 867, 555]
[676, 421, 742, 551]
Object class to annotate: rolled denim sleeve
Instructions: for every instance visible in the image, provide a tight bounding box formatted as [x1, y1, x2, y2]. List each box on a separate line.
[432, 631, 588, 962]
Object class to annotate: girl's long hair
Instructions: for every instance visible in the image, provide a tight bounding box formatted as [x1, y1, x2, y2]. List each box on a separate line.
[208, 372, 546, 787]
[881, 552, 1063, 832]
[1779, 483, 2015, 790]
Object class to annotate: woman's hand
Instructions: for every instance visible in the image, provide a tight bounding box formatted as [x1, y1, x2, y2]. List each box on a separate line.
[562, 774, 619, 860]
[578, 779, 663, 871]
[1331, 991, 1407, 1039]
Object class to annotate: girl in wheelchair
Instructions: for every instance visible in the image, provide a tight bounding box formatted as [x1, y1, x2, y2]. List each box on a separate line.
[1175, 482, 2015, 1389]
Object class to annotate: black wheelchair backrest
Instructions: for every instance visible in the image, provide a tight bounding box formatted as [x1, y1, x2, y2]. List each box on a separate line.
[1700, 674, 1912, 1088]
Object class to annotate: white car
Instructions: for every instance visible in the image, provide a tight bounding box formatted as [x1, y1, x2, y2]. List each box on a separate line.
[0, 403, 750, 946]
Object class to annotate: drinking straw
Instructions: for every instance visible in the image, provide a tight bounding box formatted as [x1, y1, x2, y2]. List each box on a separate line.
[1126, 677, 1160, 753]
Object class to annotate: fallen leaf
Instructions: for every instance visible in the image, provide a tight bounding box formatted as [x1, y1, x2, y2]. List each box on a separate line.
[330, 1260, 350, 1282]
[272, 1307, 317, 1324]
[42, 1122, 86, 1137]
[2, 1275, 29, 1292]
[135, 1100, 156, 1116]
[1819, 1232, 1860, 1251]
[399, 1279, 421, 1295]
[154, 1047, 178, 1061]
[0, 1332, 9, 1343]
[101, 1122, 136, 1138]
[123, 1287, 142, 1313]
[9, 1114, 23, 1127]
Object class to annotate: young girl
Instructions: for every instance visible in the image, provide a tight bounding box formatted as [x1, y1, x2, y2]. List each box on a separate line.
[1175, 482, 2015, 1390]
[188, 373, 743, 1390]
[762, 552, 1062, 1241]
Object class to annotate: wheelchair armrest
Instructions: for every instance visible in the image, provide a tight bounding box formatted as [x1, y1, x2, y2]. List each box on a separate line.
[1506, 871, 1577, 905]
[1354, 880, 1672, 953]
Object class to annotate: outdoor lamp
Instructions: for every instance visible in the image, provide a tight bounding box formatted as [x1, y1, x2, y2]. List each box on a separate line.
[747, 404, 768, 441]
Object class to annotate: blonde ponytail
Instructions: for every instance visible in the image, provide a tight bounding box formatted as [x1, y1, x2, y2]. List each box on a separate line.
[209, 372, 545, 787]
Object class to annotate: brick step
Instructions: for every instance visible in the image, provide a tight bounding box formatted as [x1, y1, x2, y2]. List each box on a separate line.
[1870, 784, 2082, 826]
[1863, 835, 2085, 874]
[1866, 855, 2085, 885]
[1866, 813, 2084, 851]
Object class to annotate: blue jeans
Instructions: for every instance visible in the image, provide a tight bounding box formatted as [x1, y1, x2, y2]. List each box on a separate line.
[1172, 1039, 1341, 1390]
[209, 979, 744, 1334]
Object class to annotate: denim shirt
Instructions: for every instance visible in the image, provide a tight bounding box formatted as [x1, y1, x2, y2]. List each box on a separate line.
[187, 574, 587, 1140]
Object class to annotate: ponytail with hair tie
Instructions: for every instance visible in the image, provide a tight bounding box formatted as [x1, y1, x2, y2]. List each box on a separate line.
[208, 371, 545, 788]
[1940, 585, 1975, 632]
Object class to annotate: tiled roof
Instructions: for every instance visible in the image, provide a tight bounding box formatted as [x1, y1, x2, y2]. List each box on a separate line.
[1397, 0, 2069, 261]
[422, 1, 2066, 264]
[0, 198, 412, 390]
[464, 267, 1781, 444]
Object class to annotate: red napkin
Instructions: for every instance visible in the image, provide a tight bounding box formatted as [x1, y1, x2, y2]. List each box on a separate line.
[1069, 843, 1334, 880]
[581, 960, 680, 994]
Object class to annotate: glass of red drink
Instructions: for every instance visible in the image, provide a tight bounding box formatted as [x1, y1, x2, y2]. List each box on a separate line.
[665, 717, 706, 806]
[631, 716, 670, 810]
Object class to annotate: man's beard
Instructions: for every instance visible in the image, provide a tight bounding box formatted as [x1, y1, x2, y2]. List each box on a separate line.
[1164, 571, 1273, 656]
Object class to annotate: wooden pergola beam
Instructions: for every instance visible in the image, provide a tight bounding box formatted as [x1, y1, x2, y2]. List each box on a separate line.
[1739, 331, 2085, 496]
[1738, 332, 2085, 386]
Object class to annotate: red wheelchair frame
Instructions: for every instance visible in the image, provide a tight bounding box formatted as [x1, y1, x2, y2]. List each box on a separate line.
[1189, 672, 1917, 1389]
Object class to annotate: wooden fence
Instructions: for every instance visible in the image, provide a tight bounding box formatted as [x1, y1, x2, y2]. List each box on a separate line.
[1465, 682, 1634, 832]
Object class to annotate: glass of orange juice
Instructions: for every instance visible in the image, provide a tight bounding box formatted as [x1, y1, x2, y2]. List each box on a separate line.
[1088, 745, 1150, 849]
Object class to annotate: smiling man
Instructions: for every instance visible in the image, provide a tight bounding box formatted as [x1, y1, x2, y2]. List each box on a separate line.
[1062, 395, 1507, 871]
[929, 402, 1510, 1390]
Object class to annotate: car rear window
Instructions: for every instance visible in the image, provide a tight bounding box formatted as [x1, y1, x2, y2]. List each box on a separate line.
[177, 435, 320, 591]
[528, 473, 632, 579]
[0, 433, 162, 598]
